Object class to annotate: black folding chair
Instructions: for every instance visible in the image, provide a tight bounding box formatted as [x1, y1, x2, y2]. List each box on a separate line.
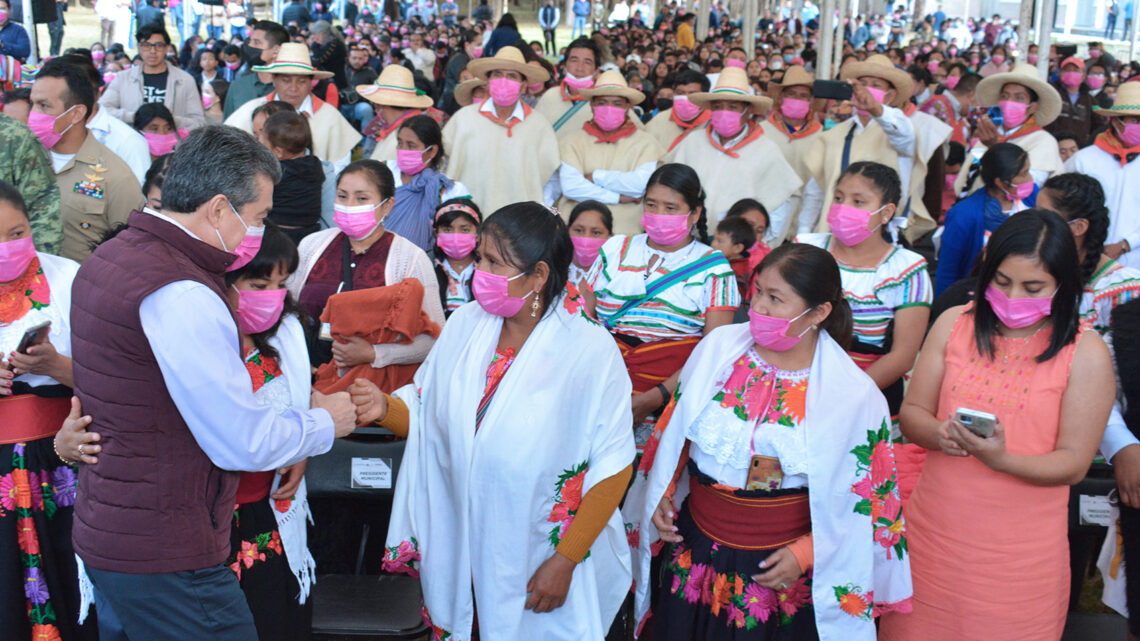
[306, 427, 427, 640]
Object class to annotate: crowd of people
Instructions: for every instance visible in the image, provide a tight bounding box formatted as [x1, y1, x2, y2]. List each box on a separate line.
[2, 1, 1140, 640]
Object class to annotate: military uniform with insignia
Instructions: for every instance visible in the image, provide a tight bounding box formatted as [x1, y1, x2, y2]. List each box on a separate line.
[0, 113, 62, 255]
[54, 133, 145, 262]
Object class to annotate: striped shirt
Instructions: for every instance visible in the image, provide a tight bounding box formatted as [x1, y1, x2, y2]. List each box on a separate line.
[587, 234, 739, 342]
[1081, 259, 1140, 334]
[798, 234, 932, 348]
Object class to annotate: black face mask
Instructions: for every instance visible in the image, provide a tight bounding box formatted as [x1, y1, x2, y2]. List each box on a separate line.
[242, 43, 264, 66]
[656, 97, 673, 112]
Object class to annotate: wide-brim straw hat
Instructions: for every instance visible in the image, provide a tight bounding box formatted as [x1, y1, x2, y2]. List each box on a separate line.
[252, 42, 334, 79]
[577, 70, 645, 104]
[357, 64, 434, 108]
[454, 77, 487, 107]
[839, 54, 913, 108]
[467, 47, 550, 84]
[767, 64, 813, 99]
[1094, 81, 1140, 117]
[976, 63, 1062, 126]
[688, 67, 772, 115]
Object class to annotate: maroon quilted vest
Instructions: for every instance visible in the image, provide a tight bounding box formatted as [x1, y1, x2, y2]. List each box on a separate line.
[71, 210, 239, 573]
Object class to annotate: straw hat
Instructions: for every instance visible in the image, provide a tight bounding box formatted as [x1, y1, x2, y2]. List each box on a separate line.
[357, 64, 434, 108]
[767, 64, 813, 99]
[467, 47, 550, 84]
[688, 67, 772, 115]
[1094, 81, 1140, 117]
[577, 70, 645, 104]
[976, 63, 1062, 126]
[454, 77, 487, 107]
[839, 54, 913, 108]
[252, 42, 334, 79]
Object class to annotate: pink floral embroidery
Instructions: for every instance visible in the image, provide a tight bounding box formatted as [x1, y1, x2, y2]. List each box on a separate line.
[850, 420, 908, 560]
[546, 462, 589, 551]
[382, 538, 421, 578]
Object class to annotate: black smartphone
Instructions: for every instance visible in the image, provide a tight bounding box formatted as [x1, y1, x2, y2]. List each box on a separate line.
[16, 321, 51, 354]
[813, 79, 854, 101]
[1056, 44, 1078, 59]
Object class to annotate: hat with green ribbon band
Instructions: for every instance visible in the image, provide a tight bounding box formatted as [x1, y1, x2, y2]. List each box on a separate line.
[358, 64, 434, 109]
[252, 43, 335, 79]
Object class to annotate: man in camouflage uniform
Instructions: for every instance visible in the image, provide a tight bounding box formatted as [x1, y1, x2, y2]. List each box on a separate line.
[0, 113, 62, 254]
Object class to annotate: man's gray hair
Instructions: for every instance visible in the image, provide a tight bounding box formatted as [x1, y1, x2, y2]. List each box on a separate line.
[161, 125, 282, 214]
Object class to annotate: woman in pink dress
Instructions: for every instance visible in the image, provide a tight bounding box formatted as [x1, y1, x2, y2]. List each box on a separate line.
[880, 209, 1116, 641]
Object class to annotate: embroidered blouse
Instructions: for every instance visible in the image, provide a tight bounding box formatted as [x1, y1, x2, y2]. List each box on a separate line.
[237, 346, 290, 504]
[687, 347, 811, 490]
[587, 234, 739, 342]
[1081, 259, 1140, 333]
[798, 233, 933, 348]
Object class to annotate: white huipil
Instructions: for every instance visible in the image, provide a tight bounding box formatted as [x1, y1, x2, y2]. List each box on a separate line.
[384, 298, 636, 641]
[557, 121, 665, 235]
[442, 100, 561, 214]
[666, 120, 802, 240]
[1067, 144, 1140, 269]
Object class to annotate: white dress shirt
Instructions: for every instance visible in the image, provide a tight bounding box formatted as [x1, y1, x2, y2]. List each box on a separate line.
[87, 107, 151, 185]
[137, 209, 335, 472]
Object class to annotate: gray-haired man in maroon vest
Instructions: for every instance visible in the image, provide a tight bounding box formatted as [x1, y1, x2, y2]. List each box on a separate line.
[69, 125, 357, 641]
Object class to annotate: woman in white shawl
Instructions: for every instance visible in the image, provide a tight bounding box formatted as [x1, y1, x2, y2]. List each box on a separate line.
[628, 243, 912, 640]
[349, 202, 637, 641]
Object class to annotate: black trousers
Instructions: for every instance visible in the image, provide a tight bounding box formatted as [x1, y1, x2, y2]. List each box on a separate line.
[543, 28, 557, 55]
[87, 564, 257, 641]
[1121, 502, 1140, 635]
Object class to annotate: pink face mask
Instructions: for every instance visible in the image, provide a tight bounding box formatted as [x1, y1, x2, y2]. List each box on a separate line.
[1119, 122, 1140, 147]
[92, 50, 106, 63]
[144, 131, 181, 157]
[710, 109, 744, 138]
[780, 97, 811, 120]
[672, 95, 701, 120]
[333, 200, 387, 240]
[1087, 74, 1106, 89]
[592, 104, 626, 131]
[564, 73, 594, 90]
[1061, 71, 1083, 89]
[203, 92, 215, 109]
[999, 100, 1028, 129]
[1090, 50, 1102, 58]
[991, 54, 1005, 64]
[219, 204, 265, 272]
[856, 86, 887, 117]
[944, 75, 961, 90]
[472, 268, 532, 317]
[27, 106, 77, 149]
[926, 60, 941, 74]
[749, 307, 812, 351]
[1028, 54, 1039, 64]
[233, 286, 287, 334]
[489, 77, 522, 107]
[725, 58, 746, 69]
[436, 232, 477, 259]
[1006, 180, 1034, 202]
[641, 210, 691, 246]
[827, 203, 887, 246]
[225, 61, 241, 71]
[0, 236, 36, 282]
[984, 285, 1054, 329]
[396, 147, 431, 175]
[571, 236, 606, 267]
[527, 81, 544, 93]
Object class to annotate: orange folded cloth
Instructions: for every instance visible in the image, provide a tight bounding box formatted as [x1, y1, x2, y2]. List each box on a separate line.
[313, 277, 441, 395]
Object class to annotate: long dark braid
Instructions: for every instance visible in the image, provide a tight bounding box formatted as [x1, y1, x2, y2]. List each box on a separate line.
[1041, 173, 1110, 286]
[694, 188, 710, 244]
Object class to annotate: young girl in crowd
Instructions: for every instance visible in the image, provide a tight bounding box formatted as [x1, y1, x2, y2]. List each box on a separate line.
[351, 202, 636, 641]
[567, 199, 614, 287]
[381, 115, 470, 253]
[711, 216, 756, 299]
[432, 198, 482, 316]
[585, 163, 738, 450]
[141, 153, 171, 211]
[262, 111, 326, 246]
[880, 210, 1114, 641]
[0, 181, 85, 640]
[798, 161, 932, 502]
[133, 102, 188, 159]
[203, 79, 229, 123]
[632, 243, 912, 641]
[936, 143, 1038, 296]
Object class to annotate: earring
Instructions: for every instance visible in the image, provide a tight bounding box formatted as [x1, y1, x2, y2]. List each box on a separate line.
[531, 295, 540, 317]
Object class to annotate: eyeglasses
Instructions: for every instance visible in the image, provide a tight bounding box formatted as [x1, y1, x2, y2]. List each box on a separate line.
[139, 41, 167, 50]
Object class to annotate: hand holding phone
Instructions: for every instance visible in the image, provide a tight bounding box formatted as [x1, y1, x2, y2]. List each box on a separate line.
[955, 407, 998, 438]
[16, 321, 51, 355]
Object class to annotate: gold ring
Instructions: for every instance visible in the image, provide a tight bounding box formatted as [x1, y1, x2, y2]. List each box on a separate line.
[77, 444, 85, 456]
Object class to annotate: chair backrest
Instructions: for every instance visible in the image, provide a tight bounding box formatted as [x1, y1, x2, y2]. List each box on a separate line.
[306, 428, 407, 501]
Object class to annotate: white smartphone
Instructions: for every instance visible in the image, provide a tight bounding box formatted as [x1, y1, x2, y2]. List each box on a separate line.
[955, 407, 998, 438]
